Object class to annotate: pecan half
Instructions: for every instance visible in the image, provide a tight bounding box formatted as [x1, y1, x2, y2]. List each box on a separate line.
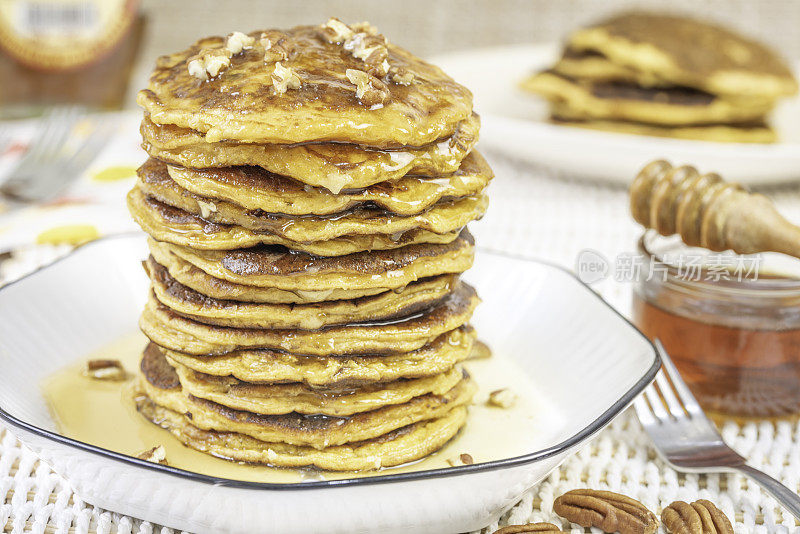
[493, 522, 565, 533]
[83, 359, 126, 381]
[662, 499, 733, 534]
[553, 489, 658, 534]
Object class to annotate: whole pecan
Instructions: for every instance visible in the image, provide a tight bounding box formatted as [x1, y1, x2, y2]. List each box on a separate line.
[493, 523, 564, 533]
[662, 499, 733, 534]
[553, 489, 658, 534]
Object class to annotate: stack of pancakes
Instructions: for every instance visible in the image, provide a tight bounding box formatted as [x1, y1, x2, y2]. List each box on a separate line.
[522, 12, 798, 143]
[127, 20, 492, 471]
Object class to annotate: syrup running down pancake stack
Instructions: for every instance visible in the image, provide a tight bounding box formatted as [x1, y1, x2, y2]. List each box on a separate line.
[521, 12, 798, 143]
[128, 19, 492, 471]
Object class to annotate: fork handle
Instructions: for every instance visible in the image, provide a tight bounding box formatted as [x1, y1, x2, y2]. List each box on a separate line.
[735, 464, 800, 521]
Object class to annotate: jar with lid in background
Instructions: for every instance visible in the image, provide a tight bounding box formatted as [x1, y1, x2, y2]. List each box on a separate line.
[632, 231, 800, 421]
[0, 0, 145, 117]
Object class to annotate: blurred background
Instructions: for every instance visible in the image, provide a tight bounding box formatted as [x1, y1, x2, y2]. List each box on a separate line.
[1, 0, 798, 114]
[0, 0, 798, 276]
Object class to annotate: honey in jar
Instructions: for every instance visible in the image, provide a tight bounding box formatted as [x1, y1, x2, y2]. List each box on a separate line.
[632, 231, 800, 421]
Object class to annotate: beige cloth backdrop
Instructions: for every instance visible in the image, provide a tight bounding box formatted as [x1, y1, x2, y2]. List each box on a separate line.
[128, 0, 800, 105]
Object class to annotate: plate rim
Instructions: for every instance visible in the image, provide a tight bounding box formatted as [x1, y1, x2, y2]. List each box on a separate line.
[0, 234, 660, 491]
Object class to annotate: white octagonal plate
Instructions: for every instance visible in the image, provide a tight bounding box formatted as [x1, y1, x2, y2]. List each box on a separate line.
[0, 234, 658, 534]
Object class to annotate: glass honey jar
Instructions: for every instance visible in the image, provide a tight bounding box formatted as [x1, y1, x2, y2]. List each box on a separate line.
[632, 231, 800, 421]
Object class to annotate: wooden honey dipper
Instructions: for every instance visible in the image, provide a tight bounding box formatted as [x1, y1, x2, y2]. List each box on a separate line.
[630, 160, 800, 259]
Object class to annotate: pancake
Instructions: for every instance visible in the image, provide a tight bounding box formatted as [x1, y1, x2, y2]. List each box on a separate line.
[140, 282, 479, 356]
[552, 48, 667, 87]
[135, 392, 468, 471]
[148, 246, 404, 304]
[521, 70, 773, 126]
[550, 116, 776, 143]
[139, 347, 476, 448]
[146, 255, 459, 329]
[161, 326, 476, 387]
[128, 187, 461, 254]
[167, 351, 465, 416]
[165, 150, 492, 216]
[137, 23, 473, 146]
[141, 113, 480, 193]
[136, 158, 488, 242]
[148, 230, 474, 294]
[567, 12, 798, 99]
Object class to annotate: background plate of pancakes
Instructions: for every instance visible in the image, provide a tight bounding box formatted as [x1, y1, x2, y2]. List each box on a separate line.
[432, 15, 800, 186]
[0, 235, 658, 534]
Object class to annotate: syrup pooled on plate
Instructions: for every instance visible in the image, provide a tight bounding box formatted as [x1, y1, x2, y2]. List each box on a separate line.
[41, 332, 559, 483]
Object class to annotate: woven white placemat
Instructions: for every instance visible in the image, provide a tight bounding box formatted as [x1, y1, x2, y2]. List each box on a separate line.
[2, 151, 800, 533]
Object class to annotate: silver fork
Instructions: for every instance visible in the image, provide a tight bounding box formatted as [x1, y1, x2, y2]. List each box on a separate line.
[0, 107, 113, 204]
[635, 340, 800, 521]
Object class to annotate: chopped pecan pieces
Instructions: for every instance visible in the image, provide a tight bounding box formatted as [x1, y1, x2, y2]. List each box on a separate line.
[390, 66, 414, 85]
[271, 61, 301, 94]
[320, 18, 391, 77]
[493, 523, 565, 533]
[187, 57, 207, 79]
[196, 199, 217, 219]
[447, 453, 474, 466]
[136, 445, 168, 465]
[344, 32, 389, 76]
[261, 33, 291, 63]
[488, 388, 517, 409]
[320, 17, 354, 43]
[83, 359, 126, 381]
[662, 499, 733, 534]
[553, 489, 658, 534]
[225, 31, 254, 54]
[346, 68, 389, 107]
[202, 49, 231, 77]
[188, 30, 256, 81]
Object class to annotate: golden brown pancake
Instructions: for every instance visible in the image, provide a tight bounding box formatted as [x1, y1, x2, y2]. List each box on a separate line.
[168, 352, 465, 416]
[128, 186, 461, 254]
[165, 150, 492, 217]
[148, 245, 432, 304]
[147, 231, 474, 294]
[135, 392, 468, 471]
[129, 185, 462, 256]
[136, 158, 488, 243]
[139, 347, 476, 448]
[521, 70, 773, 126]
[161, 326, 476, 387]
[550, 115, 776, 143]
[141, 114, 480, 192]
[147, 255, 458, 329]
[137, 24, 473, 146]
[140, 282, 479, 356]
[567, 12, 798, 99]
[552, 48, 667, 87]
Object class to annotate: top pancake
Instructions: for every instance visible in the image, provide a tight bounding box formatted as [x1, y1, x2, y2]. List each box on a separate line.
[568, 12, 798, 99]
[137, 23, 473, 146]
